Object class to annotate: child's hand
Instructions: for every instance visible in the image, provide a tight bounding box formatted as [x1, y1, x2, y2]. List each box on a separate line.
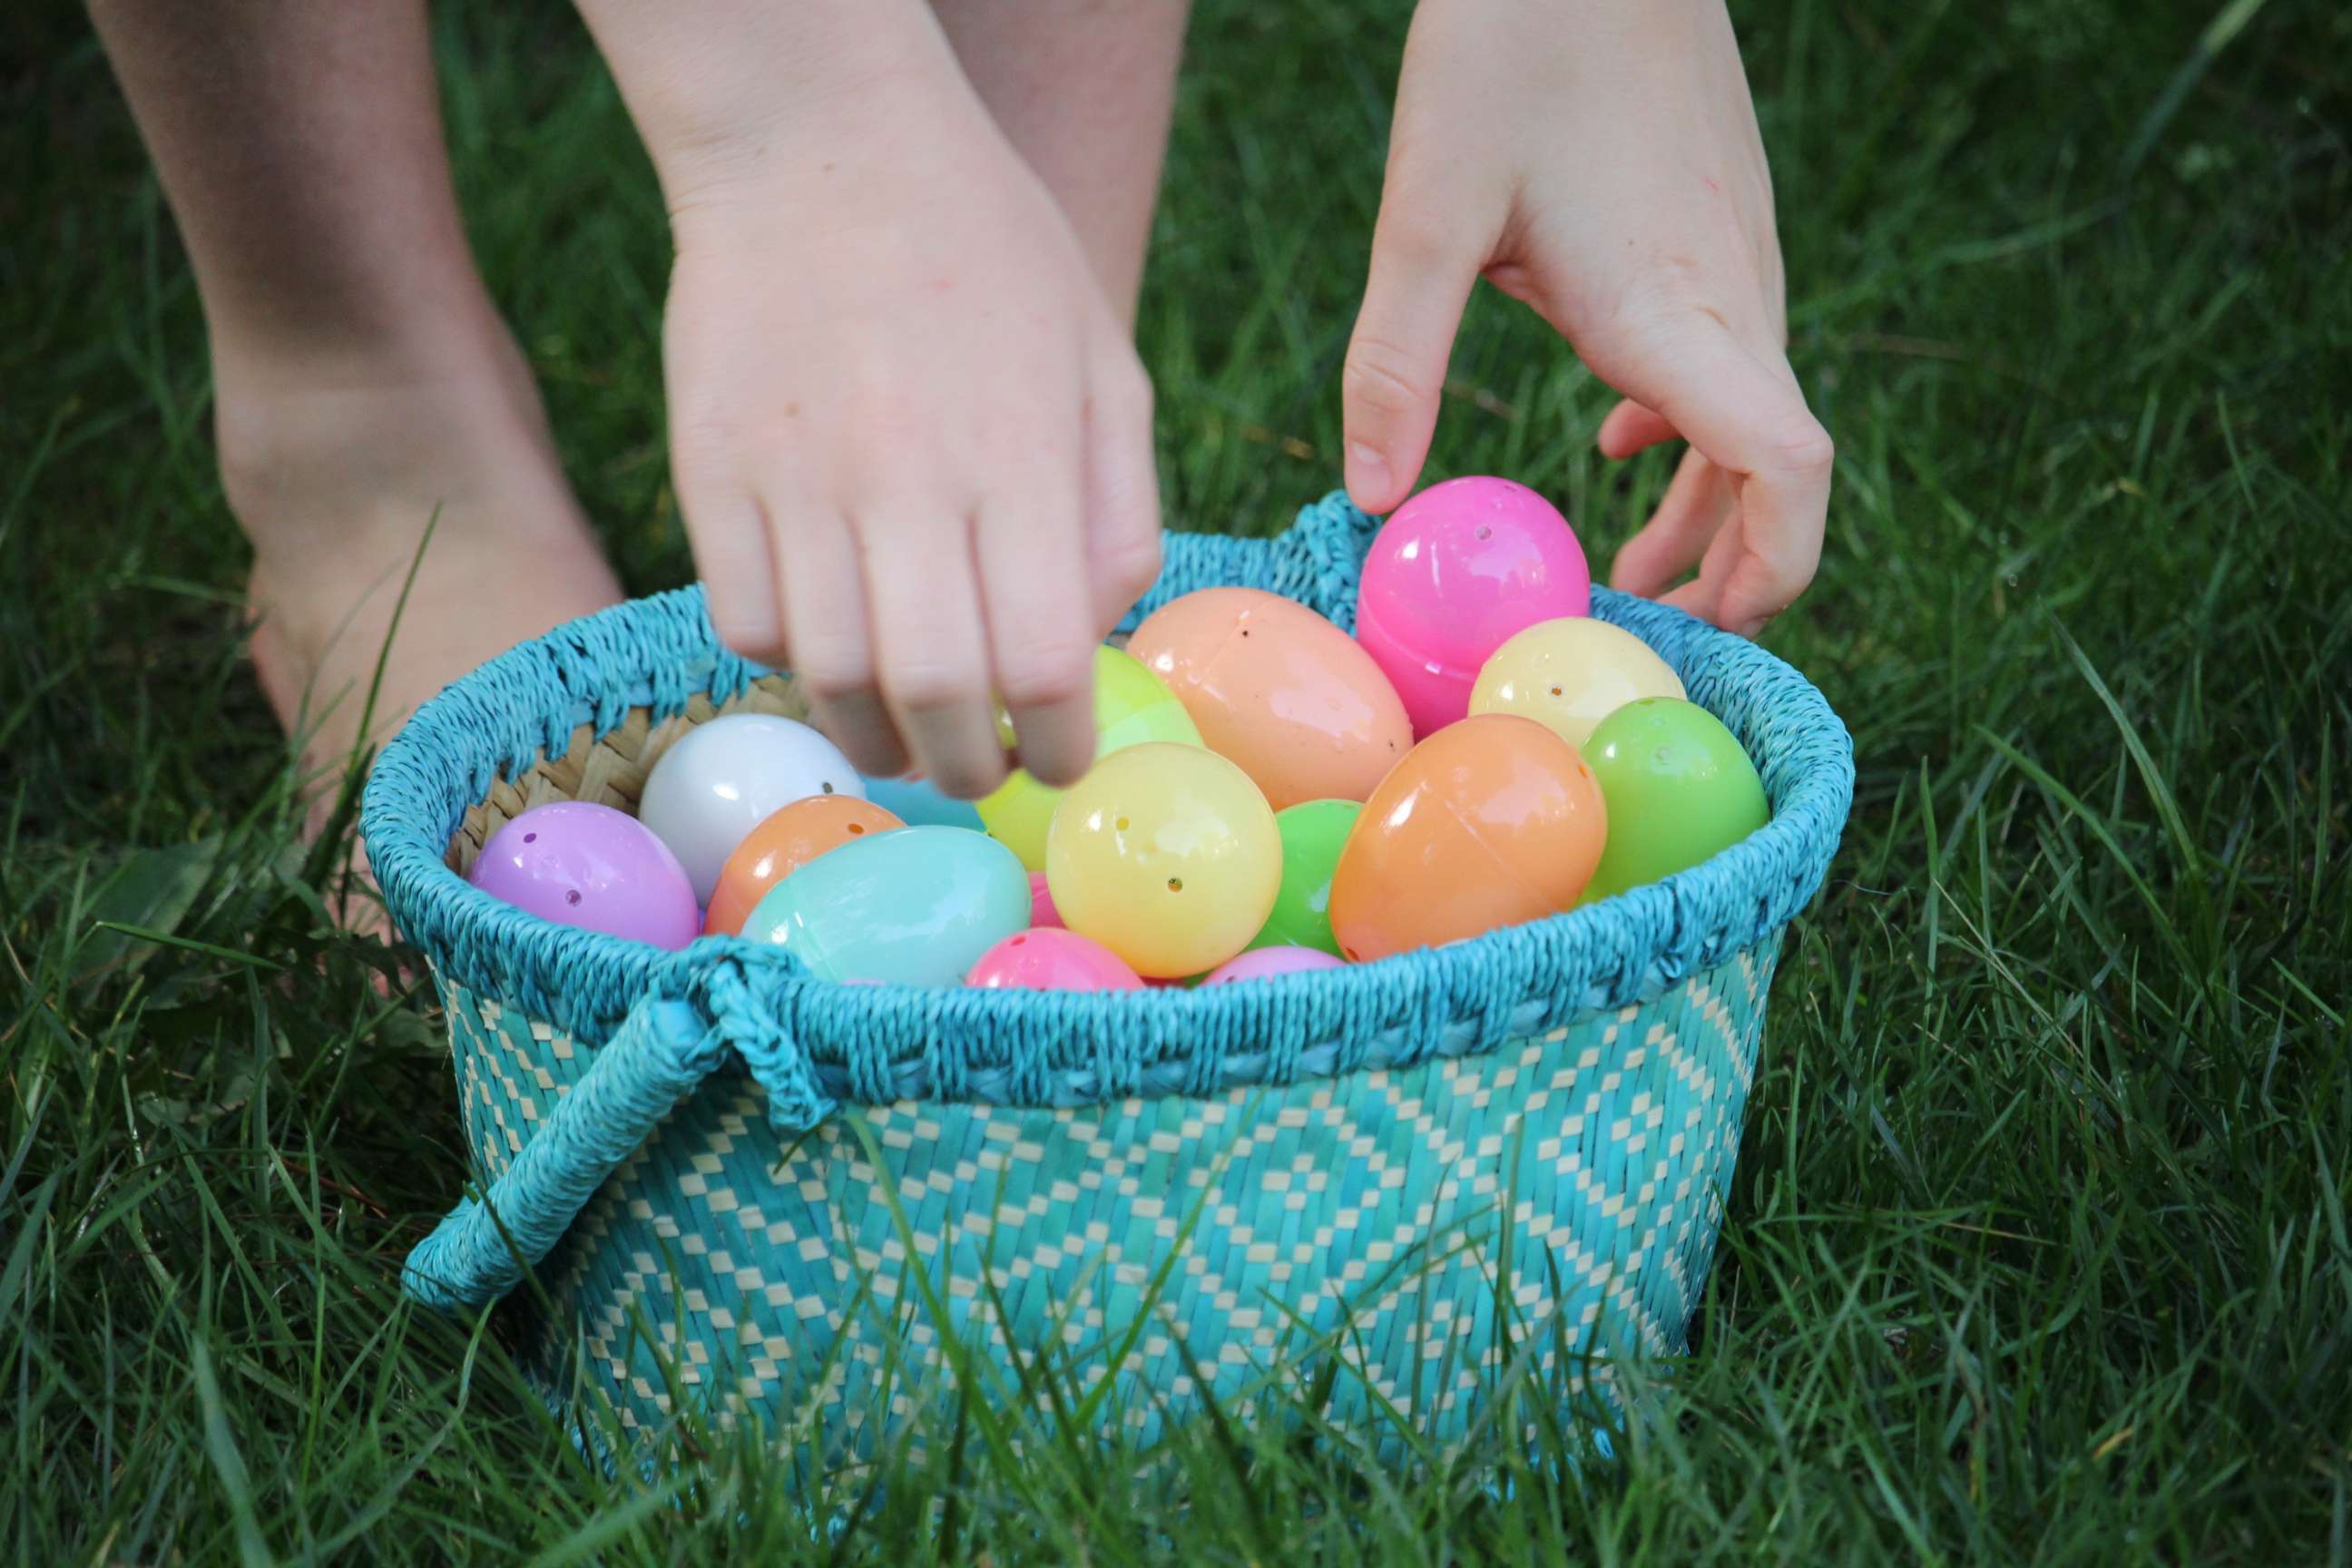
[1341, 0, 1833, 637]
[583, 4, 1161, 798]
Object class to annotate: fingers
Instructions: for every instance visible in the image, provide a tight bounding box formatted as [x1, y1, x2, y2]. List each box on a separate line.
[1596, 318, 1831, 636]
[772, 505, 909, 780]
[976, 455, 1099, 791]
[1597, 398, 1680, 460]
[1083, 350, 1164, 637]
[1610, 446, 1732, 598]
[858, 503, 1009, 799]
[1341, 202, 1485, 514]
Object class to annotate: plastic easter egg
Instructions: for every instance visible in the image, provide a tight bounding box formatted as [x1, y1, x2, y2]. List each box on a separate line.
[1249, 799, 1360, 956]
[638, 713, 864, 904]
[1044, 743, 1281, 979]
[858, 771, 986, 830]
[975, 646, 1203, 870]
[1580, 698, 1769, 903]
[1469, 618, 1687, 751]
[1128, 587, 1412, 809]
[469, 801, 699, 949]
[1328, 714, 1606, 963]
[965, 927, 1145, 991]
[1027, 871, 1062, 928]
[1354, 476, 1592, 737]
[740, 825, 1028, 985]
[1203, 946, 1345, 985]
[702, 795, 905, 937]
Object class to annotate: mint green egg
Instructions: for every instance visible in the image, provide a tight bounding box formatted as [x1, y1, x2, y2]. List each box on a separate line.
[1580, 697, 1769, 903]
[741, 826, 1029, 985]
[1248, 798, 1360, 956]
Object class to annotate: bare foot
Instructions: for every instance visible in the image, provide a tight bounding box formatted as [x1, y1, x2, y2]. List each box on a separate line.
[219, 328, 624, 923]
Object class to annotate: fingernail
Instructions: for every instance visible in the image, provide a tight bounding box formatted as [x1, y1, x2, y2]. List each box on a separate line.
[1346, 443, 1391, 509]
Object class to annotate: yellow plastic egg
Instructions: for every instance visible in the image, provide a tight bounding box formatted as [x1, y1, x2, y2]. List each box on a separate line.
[1467, 617, 1686, 750]
[975, 646, 1203, 869]
[1044, 742, 1281, 979]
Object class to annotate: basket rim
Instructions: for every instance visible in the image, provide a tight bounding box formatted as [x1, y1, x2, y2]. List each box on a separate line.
[360, 492, 1853, 1106]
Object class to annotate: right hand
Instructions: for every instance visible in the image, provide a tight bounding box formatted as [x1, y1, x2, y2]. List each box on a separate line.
[609, 10, 1162, 799]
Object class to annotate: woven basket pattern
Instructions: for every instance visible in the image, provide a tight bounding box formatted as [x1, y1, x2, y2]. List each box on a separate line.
[365, 491, 1854, 1456]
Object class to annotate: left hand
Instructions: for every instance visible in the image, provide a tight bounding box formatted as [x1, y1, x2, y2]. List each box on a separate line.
[1341, 0, 1834, 637]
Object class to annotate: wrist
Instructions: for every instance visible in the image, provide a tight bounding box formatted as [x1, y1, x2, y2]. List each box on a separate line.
[574, 0, 962, 209]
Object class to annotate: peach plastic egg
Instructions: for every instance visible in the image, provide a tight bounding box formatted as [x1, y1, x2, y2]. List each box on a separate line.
[1328, 713, 1607, 963]
[1354, 476, 1591, 738]
[702, 795, 905, 937]
[1468, 617, 1686, 751]
[1128, 587, 1412, 809]
[1044, 742, 1280, 979]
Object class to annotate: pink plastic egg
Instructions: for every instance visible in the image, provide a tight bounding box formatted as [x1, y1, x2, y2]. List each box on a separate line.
[1028, 871, 1063, 928]
[1202, 946, 1346, 985]
[965, 927, 1145, 991]
[1354, 476, 1591, 737]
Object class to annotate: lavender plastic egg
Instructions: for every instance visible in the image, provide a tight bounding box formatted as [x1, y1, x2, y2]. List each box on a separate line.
[1201, 946, 1346, 985]
[468, 801, 700, 949]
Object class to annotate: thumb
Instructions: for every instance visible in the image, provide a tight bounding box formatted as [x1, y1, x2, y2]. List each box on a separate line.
[1342, 199, 1485, 515]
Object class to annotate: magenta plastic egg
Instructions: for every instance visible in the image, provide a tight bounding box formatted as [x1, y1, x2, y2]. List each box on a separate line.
[1028, 871, 1063, 928]
[467, 801, 700, 949]
[1354, 476, 1591, 737]
[1202, 946, 1345, 985]
[965, 927, 1144, 991]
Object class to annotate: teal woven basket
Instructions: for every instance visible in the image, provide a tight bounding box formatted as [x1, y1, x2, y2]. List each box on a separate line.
[364, 492, 1852, 1458]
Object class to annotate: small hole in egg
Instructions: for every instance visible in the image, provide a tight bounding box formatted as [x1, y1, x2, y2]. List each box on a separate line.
[821, 781, 836, 794]
[1240, 629, 1250, 637]
[1344, 946, 1360, 961]
[1475, 524, 1492, 541]
[1011, 936, 1026, 946]
[848, 824, 865, 835]
[1167, 877, 1183, 892]
[524, 832, 537, 843]
[1115, 816, 1131, 831]
[1549, 685, 1563, 697]
[565, 889, 583, 906]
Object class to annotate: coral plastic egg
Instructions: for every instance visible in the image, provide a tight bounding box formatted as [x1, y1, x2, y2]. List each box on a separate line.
[1469, 618, 1686, 751]
[1328, 714, 1606, 963]
[740, 826, 1028, 985]
[1203, 946, 1344, 985]
[1044, 743, 1281, 979]
[975, 646, 1203, 870]
[1354, 476, 1592, 737]
[965, 927, 1145, 991]
[1249, 799, 1360, 956]
[469, 802, 700, 949]
[1128, 587, 1412, 809]
[1579, 698, 1769, 903]
[702, 795, 904, 937]
[638, 713, 864, 904]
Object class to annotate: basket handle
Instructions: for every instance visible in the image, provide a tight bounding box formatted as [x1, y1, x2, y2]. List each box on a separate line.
[403, 950, 828, 1313]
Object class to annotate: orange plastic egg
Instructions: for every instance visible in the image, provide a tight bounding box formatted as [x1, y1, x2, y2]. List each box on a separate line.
[1328, 713, 1606, 963]
[702, 795, 905, 936]
[1127, 587, 1413, 810]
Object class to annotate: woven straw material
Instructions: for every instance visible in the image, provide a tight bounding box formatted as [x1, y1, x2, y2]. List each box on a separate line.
[361, 490, 1854, 1454]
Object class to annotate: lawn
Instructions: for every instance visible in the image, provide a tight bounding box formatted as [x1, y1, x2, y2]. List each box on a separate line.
[5, 0, 2350, 1560]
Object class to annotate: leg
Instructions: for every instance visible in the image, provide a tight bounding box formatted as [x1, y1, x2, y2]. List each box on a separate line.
[927, 0, 1191, 325]
[87, 1, 622, 791]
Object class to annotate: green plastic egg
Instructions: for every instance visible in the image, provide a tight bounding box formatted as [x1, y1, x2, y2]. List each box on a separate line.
[975, 645, 1203, 869]
[1248, 798, 1360, 956]
[1580, 697, 1770, 903]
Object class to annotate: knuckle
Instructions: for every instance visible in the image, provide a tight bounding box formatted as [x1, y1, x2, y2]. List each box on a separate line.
[1342, 337, 1433, 417]
[794, 644, 877, 702]
[996, 640, 1095, 710]
[1102, 532, 1164, 599]
[884, 660, 985, 717]
[1770, 417, 1836, 473]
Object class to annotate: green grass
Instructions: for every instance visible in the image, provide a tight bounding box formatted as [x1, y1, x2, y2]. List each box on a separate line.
[5, 0, 2351, 1559]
